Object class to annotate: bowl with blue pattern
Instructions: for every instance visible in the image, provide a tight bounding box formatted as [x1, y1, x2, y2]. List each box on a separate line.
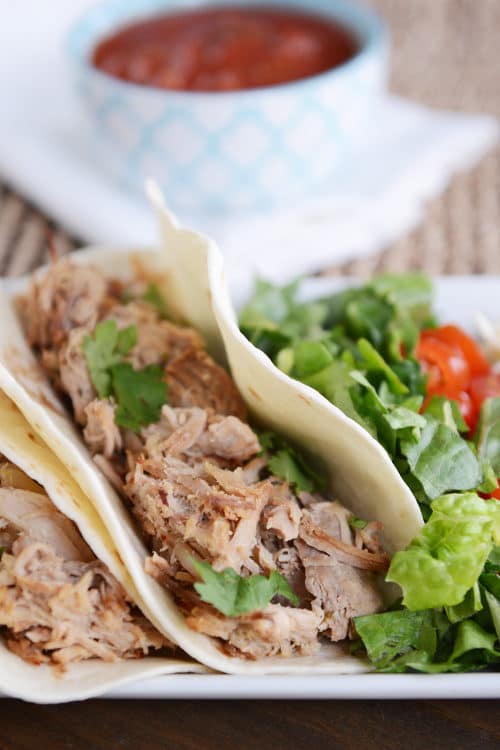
[68, 0, 388, 214]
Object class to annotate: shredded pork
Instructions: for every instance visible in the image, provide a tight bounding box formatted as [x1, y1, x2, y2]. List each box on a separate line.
[0, 539, 164, 665]
[25, 258, 107, 351]
[0, 464, 168, 666]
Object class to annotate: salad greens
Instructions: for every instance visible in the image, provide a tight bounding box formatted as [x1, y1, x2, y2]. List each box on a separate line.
[241, 273, 500, 673]
[241, 273, 492, 507]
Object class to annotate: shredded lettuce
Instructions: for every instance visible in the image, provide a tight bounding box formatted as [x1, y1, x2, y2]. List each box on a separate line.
[241, 276, 494, 507]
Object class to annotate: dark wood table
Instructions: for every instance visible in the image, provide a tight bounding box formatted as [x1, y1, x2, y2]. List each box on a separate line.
[0, 697, 498, 750]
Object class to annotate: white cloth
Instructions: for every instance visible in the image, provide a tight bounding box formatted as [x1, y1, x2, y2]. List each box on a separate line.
[0, 1, 498, 297]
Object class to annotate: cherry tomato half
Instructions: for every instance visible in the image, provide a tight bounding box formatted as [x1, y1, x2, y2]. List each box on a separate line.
[480, 479, 500, 501]
[417, 333, 470, 396]
[426, 325, 490, 377]
[469, 373, 500, 413]
[457, 390, 479, 434]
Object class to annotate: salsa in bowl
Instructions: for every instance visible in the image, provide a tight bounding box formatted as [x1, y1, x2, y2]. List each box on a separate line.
[68, 0, 388, 213]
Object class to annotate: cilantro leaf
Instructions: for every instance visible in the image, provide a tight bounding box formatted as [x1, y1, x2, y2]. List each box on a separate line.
[143, 283, 170, 319]
[259, 432, 326, 494]
[111, 363, 167, 432]
[267, 450, 315, 493]
[83, 319, 168, 432]
[83, 320, 137, 398]
[192, 560, 298, 616]
[349, 516, 368, 530]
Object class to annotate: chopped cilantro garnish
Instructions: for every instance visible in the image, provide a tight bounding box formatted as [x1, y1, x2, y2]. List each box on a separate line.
[112, 362, 167, 432]
[192, 559, 298, 617]
[83, 320, 167, 431]
[259, 432, 326, 492]
[267, 451, 315, 494]
[349, 516, 368, 530]
[259, 431, 326, 494]
[82, 321, 137, 399]
[143, 282, 169, 319]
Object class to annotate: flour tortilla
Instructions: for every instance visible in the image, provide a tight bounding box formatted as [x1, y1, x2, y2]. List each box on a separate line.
[0, 390, 205, 703]
[0, 188, 423, 675]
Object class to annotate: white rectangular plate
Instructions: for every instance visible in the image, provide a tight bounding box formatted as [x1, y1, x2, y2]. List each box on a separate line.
[2, 276, 498, 700]
[103, 275, 500, 699]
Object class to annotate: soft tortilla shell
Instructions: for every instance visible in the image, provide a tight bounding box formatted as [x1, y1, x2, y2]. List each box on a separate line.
[0, 390, 204, 703]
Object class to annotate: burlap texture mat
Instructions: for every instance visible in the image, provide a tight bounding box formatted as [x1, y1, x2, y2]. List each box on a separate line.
[1, 0, 499, 277]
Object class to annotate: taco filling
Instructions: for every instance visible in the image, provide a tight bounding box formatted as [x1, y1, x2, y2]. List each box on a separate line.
[0, 455, 168, 666]
[20, 258, 390, 660]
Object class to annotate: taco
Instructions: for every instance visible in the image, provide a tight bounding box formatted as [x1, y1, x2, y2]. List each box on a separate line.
[0, 193, 422, 673]
[0, 389, 202, 703]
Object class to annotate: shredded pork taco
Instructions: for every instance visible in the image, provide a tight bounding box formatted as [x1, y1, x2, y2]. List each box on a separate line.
[0, 196, 422, 673]
[0, 389, 202, 703]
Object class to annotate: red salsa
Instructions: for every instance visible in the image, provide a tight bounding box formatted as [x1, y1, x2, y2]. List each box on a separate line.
[92, 5, 357, 92]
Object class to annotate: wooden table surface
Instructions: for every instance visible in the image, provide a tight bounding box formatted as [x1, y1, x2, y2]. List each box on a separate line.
[0, 696, 498, 750]
[1, 1, 500, 746]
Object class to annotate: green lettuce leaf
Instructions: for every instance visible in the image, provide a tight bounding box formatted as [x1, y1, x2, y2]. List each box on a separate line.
[239, 278, 301, 331]
[424, 395, 469, 433]
[387, 493, 500, 610]
[354, 609, 437, 671]
[475, 397, 500, 475]
[400, 419, 482, 500]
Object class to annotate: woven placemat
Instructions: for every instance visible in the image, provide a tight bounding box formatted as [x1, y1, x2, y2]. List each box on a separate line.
[1, 0, 499, 278]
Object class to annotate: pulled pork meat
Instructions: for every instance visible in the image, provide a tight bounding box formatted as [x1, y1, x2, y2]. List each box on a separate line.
[128, 407, 388, 657]
[25, 258, 107, 352]
[186, 603, 321, 659]
[167, 347, 247, 419]
[0, 461, 168, 666]
[24, 258, 390, 661]
[1, 539, 165, 665]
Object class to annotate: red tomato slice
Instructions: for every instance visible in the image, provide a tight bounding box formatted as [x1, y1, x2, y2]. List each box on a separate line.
[417, 334, 470, 395]
[426, 325, 490, 377]
[481, 480, 500, 501]
[469, 373, 500, 412]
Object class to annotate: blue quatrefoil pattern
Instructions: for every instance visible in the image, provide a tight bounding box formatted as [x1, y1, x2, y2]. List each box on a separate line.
[69, 0, 388, 213]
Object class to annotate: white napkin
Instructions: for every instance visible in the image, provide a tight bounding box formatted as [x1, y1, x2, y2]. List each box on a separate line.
[0, 1, 498, 298]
